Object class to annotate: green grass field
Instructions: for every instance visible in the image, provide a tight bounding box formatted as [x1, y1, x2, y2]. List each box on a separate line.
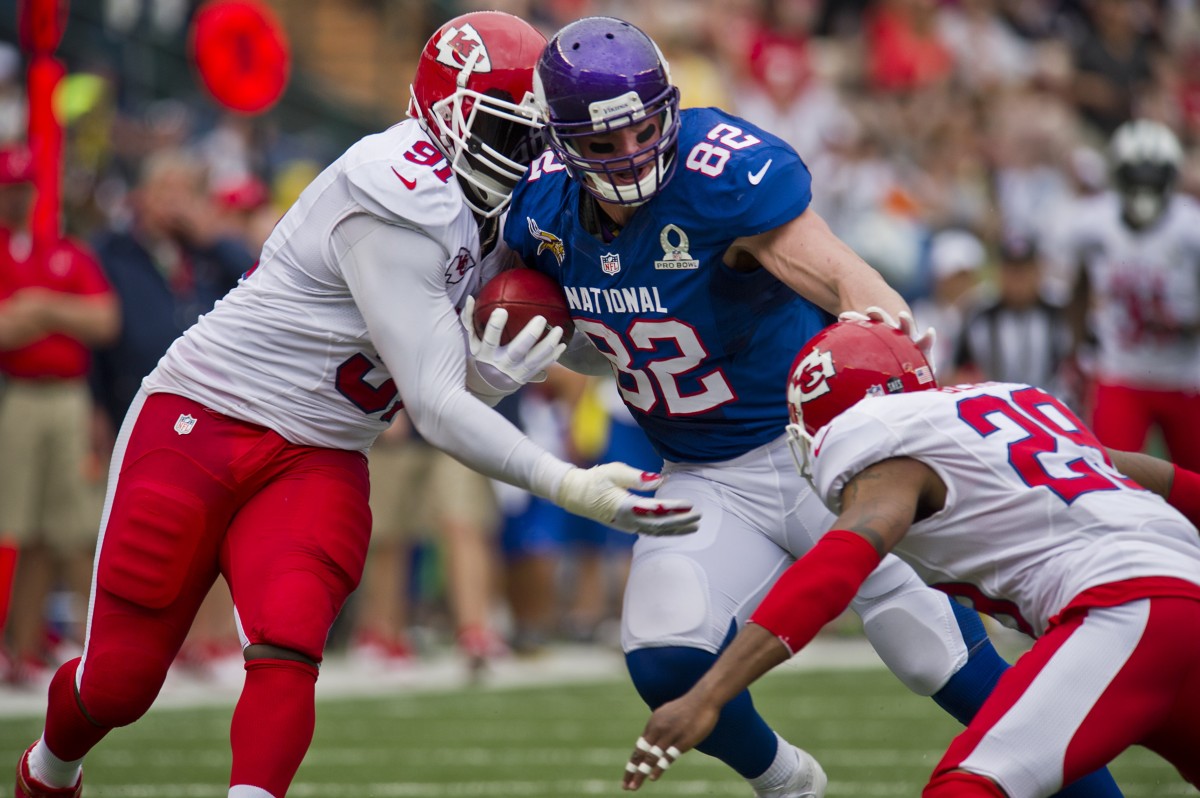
[0, 661, 1185, 797]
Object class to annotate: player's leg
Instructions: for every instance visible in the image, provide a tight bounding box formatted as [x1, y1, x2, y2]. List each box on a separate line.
[854, 562, 1123, 797]
[926, 596, 1195, 797]
[623, 443, 824, 797]
[223, 444, 371, 798]
[0, 380, 46, 684]
[1089, 381, 1152, 454]
[18, 393, 237, 794]
[431, 451, 508, 669]
[498, 491, 565, 655]
[1153, 389, 1200, 473]
[353, 439, 427, 664]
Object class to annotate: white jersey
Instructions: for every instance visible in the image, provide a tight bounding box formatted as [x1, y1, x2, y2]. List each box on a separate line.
[1058, 192, 1200, 388]
[144, 120, 504, 451]
[810, 381, 1200, 637]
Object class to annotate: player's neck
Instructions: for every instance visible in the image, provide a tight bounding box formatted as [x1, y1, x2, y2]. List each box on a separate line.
[600, 199, 636, 229]
[581, 194, 632, 244]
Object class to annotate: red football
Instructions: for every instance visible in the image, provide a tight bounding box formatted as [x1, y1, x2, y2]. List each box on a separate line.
[473, 268, 574, 345]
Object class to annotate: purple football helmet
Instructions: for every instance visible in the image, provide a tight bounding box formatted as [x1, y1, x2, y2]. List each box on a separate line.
[534, 17, 681, 206]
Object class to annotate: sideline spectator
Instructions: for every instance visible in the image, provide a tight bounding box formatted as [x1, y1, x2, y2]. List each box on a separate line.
[354, 412, 508, 677]
[89, 148, 254, 431]
[0, 143, 119, 687]
[911, 228, 986, 374]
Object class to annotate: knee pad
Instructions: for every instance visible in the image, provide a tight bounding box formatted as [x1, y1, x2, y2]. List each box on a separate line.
[241, 571, 345, 663]
[77, 647, 171, 727]
[626, 645, 719, 708]
[97, 482, 208, 609]
[857, 586, 968, 696]
[622, 554, 711, 650]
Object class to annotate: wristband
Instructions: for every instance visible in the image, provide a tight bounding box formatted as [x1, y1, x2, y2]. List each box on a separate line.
[1167, 463, 1200, 529]
[750, 529, 883, 655]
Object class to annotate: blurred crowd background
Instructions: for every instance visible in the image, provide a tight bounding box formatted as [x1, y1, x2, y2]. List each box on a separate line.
[2, 0, 1199, 689]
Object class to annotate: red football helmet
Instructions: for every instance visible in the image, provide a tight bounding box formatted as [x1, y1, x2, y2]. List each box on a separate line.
[409, 11, 547, 218]
[786, 319, 938, 439]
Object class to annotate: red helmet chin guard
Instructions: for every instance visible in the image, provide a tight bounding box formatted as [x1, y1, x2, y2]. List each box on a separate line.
[786, 320, 938, 438]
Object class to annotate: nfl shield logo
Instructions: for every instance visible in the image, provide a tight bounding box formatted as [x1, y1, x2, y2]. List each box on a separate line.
[174, 414, 197, 435]
[600, 252, 621, 275]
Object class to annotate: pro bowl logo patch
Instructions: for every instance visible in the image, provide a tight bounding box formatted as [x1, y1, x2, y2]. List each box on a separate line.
[655, 224, 699, 270]
[600, 252, 621, 275]
[527, 217, 565, 265]
[789, 347, 835, 406]
[445, 247, 475, 285]
[435, 23, 492, 73]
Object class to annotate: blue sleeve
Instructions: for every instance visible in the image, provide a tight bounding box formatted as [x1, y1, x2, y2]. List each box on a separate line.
[724, 145, 812, 237]
[678, 109, 812, 240]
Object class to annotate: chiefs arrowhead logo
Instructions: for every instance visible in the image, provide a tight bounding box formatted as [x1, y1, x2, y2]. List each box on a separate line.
[788, 347, 835, 406]
[435, 23, 492, 74]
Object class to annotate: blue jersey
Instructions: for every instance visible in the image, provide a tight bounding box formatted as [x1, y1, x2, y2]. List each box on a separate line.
[504, 107, 833, 462]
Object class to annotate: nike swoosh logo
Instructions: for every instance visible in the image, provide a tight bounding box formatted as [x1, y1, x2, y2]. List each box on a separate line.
[748, 159, 773, 185]
[391, 167, 417, 190]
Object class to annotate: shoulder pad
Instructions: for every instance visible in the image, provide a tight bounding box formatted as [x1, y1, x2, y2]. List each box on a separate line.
[343, 121, 465, 234]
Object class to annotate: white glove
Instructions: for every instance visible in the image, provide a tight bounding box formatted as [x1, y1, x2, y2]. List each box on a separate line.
[463, 294, 567, 387]
[556, 463, 701, 537]
[839, 305, 937, 369]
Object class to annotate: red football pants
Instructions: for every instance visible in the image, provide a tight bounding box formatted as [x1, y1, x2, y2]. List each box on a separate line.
[1090, 381, 1200, 471]
[67, 391, 370, 729]
[929, 595, 1200, 796]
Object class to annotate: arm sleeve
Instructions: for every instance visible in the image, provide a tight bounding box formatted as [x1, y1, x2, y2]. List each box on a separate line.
[749, 529, 883, 655]
[334, 213, 572, 499]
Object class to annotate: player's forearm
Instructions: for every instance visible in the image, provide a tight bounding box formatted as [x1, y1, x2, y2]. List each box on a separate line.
[687, 624, 791, 709]
[1109, 449, 1174, 498]
[1109, 448, 1200, 530]
[338, 214, 574, 500]
[751, 209, 910, 319]
[750, 529, 883, 654]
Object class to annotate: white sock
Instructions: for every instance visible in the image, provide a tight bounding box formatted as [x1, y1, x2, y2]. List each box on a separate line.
[747, 733, 800, 793]
[27, 736, 83, 789]
[229, 785, 276, 797]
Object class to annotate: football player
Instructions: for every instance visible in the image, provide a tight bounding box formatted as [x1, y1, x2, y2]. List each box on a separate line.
[504, 16, 1122, 798]
[13, 12, 700, 798]
[623, 319, 1200, 797]
[1061, 119, 1200, 471]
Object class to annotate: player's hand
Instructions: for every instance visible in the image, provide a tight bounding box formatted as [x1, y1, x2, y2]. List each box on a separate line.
[839, 305, 937, 369]
[556, 464, 701, 537]
[621, 695, 719, 791]
[463, 295, 567, 385]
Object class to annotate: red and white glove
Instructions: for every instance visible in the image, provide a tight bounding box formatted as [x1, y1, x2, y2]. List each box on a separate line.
[556, 464, 701, 537]
[461, 295, 567, 403]
[839, 305, 937, 369]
